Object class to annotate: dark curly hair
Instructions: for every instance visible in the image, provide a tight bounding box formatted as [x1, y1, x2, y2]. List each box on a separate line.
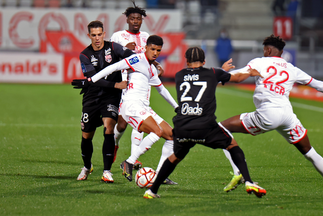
[147, 35, 163, 46]
[263, 34, 286, 51]
[185, 47, 205, 63]
[123, 1, 147, 17]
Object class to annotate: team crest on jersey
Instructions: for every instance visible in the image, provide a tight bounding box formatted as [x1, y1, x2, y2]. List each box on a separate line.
[105, 55, 112, 63]
[91, 55, 98, 66]
[128, 56, 139, 65]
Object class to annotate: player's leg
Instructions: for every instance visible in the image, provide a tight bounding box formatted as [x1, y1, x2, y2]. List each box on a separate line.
[219, 116, 249, 191]
[122, 116, 162, 181]
[113, 115, 127, 162]
[156, 120, 177, 185]
[294, 135, 323, 176]
[131, 129, 144, 169]
[101, 117, 117, 183]
[77, 131, 95, 180]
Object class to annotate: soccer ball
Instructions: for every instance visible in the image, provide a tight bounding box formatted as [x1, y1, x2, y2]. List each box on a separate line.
[135, 167, 157, 188]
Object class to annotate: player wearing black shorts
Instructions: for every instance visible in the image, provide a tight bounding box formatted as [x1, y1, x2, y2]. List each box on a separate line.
[143, 47, 267, 199]
[72, 20, 134, 183]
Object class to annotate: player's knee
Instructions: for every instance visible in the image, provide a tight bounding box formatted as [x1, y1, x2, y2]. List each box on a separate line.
[103, 126, 114, 135]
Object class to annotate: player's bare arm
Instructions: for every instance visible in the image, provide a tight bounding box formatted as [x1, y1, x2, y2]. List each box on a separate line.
[229, 66, 263, 83]
[125, 42, 136, 50]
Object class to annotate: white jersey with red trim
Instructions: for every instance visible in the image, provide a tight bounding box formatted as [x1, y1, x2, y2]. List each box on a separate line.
[247, 56, 313, 109]
[110, 30, 149, 54]
[123, 53, 162, 106]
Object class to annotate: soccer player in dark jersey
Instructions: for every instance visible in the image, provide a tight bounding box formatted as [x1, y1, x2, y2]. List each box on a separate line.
[143, 47, 267, 199]
[72, 20, 134, 183]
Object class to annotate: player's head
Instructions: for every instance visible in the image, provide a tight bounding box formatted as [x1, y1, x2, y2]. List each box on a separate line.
[262, 34, 285, 57]
[123, 1, 147, 33]
[87, 20, 106, 51]
[145, 35, 163, 62]
[185, 47, 205, 64]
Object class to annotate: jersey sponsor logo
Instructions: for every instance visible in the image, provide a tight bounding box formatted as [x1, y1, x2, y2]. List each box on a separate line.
[91, 55, 98, 66]
[181, 102, 203, 116]
[183, 74, 199, 81]
[81, 62, 87, 73]
[177, 137, 205, 143]
[128, 56, 139, 65]
[105, 48, 111, 55]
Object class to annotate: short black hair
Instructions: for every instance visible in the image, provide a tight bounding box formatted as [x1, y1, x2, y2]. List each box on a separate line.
[185, 47, 205, 63]
[87, 20, 103, 34]
[147, 35, 163, 46]
[123, 1, 147, 17]
[263, 34, 286, 51]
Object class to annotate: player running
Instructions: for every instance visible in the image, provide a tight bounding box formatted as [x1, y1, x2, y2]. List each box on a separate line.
[143, 47, 267, 199]
[88, 35, 178, 183]
[221, 35, 323, 192]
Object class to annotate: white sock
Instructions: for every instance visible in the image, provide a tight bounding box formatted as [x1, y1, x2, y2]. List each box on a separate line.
[127, 132, 160, 164]
[223, 149, 241, 176]
[218, 122, 241, 176]
[131, 129, 144, 156]
[156, 140, 174, 173]
[114, 124, 124, 146]
[304, 147, 323, 176]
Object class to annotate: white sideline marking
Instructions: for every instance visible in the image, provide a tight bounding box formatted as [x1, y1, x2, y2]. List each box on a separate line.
[0, 123, 78, 127]
[219, 87, 323, 113]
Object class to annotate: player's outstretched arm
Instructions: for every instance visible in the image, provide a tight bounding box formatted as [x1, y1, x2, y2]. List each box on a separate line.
[155, 84, 178, 109]
[229, 66, 263, 83]
[90, 60, 130, 83]
[307, 78, 323, 92]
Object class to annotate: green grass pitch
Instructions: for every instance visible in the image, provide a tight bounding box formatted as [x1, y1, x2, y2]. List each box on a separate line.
[0, 83, 323, 216]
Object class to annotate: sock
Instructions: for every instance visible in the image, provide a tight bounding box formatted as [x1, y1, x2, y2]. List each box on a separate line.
[150, 158, 177, 194]
[81, 137, 93, 170]
[228, 146, 252, 183]
[102, 134, 115, 171]
[127, 132, 160, 164]
[223, 149, 241, 176]
[156, 140, 174, 173]
[131, 129, 144, 156]
[304, 147, 323, 176]
[114, 124, 124, 146]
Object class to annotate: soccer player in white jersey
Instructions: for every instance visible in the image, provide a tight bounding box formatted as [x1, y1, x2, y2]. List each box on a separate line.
[220, 35, 323, 192]
[109, 3, 175, 184]
[89, 35, 178, 182]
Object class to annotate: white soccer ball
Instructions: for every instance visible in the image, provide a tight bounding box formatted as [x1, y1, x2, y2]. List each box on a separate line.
[135, 167, 157, 188]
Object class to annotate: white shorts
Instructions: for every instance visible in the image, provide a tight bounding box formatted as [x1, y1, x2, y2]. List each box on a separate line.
[119, 100, 163, 132]
[240, 107, 307, 144]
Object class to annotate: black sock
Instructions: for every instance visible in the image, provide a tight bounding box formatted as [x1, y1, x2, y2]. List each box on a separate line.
[150, 158, 177, 194]
[228, 146, 252, 183]
[102, 134, 115, 171]
[81, 137, 93, 169]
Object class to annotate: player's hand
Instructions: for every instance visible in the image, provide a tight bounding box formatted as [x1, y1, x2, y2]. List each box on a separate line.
[114, 81, 127, 89]
[156, 64, 164, 77]
[125, 42, 136, 51]
[248, 68, 263, 78]
[71, 79, 89, 89]
[222, 58, 235, 71]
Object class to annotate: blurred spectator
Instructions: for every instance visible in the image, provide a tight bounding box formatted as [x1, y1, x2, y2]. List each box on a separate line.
[286, 0, 298, 18]
[159, 0, 176, 9]
[272, 0, 285, 16]
[200, 0, 218, 22]
[146, 0, 159, 8]
[65, 0, 73, 7]
[214, 29, 232, 66]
